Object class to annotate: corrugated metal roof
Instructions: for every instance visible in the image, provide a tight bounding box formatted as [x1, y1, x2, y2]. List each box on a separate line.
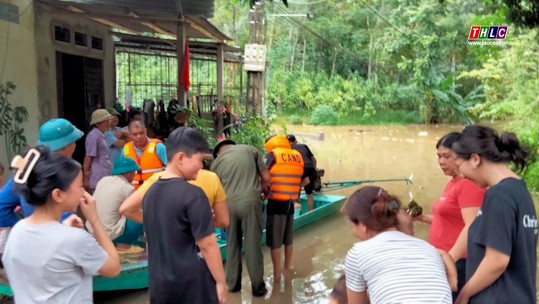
[114, 32, 242, 63]
[37, 0, 230, 42]
[41, 0, 215, 18]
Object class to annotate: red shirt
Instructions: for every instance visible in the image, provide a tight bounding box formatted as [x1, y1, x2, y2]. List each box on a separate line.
[428, 177, 486, 254]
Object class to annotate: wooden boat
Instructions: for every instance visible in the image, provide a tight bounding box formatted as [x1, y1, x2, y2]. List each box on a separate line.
[216, 193, 346, 260]
[0, 193, 346, 295]
[0, 175, 411, 295]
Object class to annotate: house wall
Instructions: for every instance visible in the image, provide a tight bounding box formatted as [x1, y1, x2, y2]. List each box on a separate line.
[34, 2, 115, 122]
[0, 0, 39, 168]
[0, 1, 115, 168]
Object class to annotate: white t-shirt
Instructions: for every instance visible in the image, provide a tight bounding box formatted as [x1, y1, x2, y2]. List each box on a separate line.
[2, 220, 108, 303]
[345, 231, 451, 304]
[87, 175, 134, 240]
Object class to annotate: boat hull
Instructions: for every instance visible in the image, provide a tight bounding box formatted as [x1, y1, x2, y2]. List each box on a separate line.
[0, 193, 345, 294]
[218, 193, 346, 260]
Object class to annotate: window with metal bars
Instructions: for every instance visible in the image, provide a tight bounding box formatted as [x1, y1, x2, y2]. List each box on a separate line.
[115, 49, 244, 114]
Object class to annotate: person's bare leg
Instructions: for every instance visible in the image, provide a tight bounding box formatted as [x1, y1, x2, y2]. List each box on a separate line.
[307, 194, 315, 211]
[271, 248, 282, 282]
[115, 243, 130, 251]
[284, 245, 293, 270]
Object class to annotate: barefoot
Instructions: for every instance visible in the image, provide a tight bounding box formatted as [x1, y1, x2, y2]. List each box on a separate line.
[115, 243, 130, 251]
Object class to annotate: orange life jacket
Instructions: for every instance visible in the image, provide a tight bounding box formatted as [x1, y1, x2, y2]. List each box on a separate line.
[123, 139, 165, 189]
[268, 148, 304, 201]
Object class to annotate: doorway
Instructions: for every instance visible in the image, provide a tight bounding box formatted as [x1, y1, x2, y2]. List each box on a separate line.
[56, 52, 104, 164]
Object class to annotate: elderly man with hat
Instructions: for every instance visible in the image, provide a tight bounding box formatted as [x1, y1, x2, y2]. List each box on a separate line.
[88, 156, 143, 254]
[84, 109, 113, 193]
[0, 118, 84, 227]
[210, 139, 271, 297]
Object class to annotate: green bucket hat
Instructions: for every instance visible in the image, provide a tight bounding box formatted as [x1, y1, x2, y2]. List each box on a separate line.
[112, 156, 140, 175]
[37, 118, 84, 151]
[107, 107, 121, 117]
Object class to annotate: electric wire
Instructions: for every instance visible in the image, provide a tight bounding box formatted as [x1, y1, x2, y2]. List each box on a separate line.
[266, 3, 334, 48]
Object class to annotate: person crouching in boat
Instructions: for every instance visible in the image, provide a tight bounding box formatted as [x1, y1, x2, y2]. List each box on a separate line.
[343, 186, 452, 304]
[264, 135, 309, 282]
[86, 156, 144, 254]
[2, 146, 121, 303]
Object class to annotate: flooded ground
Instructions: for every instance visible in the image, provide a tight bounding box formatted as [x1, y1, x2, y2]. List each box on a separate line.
[95, 124, 469, 304]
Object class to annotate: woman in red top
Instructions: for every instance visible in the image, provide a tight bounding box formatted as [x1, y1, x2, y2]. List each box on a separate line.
[414, 132, 485, 300]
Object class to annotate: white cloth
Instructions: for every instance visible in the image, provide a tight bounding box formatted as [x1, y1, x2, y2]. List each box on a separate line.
[2, 220, 108, 304]
[345, 231, 452, 304]
[87, 175, 134, 240]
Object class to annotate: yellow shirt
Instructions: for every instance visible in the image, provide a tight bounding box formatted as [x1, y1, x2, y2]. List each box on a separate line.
[137, 169, 227, 208]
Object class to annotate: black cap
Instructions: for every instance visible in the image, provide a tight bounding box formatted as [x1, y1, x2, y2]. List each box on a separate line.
[286, 134, 296, 142]
[212, 139, 236, 159]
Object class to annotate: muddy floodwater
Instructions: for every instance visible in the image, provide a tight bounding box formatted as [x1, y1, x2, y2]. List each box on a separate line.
[94, 124, 539, 304]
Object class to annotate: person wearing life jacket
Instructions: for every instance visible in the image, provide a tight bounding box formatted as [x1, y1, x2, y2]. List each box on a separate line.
[122, 121, 167, 190]
[264, 135, 309, 283]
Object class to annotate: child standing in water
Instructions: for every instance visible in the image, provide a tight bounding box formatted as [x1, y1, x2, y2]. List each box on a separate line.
[343, 186, 452, 304]
[452, 125, 537, 304]
[2, 146, 120, 303]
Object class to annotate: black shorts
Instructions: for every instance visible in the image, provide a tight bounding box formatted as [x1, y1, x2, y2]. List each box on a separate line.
[266, 212, 294, 249]
[303, 167, 317, 195]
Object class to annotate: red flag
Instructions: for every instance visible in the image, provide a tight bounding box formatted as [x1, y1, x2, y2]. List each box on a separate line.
[179, 43, 190, 91]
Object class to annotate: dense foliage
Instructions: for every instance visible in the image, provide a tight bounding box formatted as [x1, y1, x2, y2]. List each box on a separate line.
[212, 0, 539, 190]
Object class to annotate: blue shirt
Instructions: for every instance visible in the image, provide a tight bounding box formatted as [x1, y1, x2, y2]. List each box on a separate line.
[0, 178, 73, 227]
[0, 179, 34, 227]
[105, 127, 123, 165]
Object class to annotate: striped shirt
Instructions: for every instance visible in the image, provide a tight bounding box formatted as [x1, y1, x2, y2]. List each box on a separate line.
[345, 231, 451, 304]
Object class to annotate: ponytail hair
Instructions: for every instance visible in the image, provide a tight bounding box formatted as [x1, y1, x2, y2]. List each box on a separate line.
[436, 132, 460, 149]
[344, 186, 401, 232]
[452, 125, 529, 171]
[12, 145, 81, 207]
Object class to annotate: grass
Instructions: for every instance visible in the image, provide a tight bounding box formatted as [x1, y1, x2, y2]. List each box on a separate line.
[276, 109, 422, 125]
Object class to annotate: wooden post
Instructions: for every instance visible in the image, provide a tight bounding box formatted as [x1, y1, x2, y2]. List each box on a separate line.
[245, 0, 265, 116]
[217, 43, 225, 135]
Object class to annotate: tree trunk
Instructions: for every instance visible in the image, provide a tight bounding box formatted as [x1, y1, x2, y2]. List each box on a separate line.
[268, 2, 276, 51]
[302, 32, 307, 72]
[331, 48, 338, 77]
[367, 16, 372, 80]
[290, 31, 298, 71]
[371, 0, 385, 84]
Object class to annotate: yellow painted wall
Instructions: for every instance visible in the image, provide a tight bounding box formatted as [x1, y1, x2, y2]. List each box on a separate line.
[0, 0, 39, 168]
[0, 1, 115, 168]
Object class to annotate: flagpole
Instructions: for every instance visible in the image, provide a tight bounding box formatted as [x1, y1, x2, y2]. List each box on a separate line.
[176, 20, 188, 106]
